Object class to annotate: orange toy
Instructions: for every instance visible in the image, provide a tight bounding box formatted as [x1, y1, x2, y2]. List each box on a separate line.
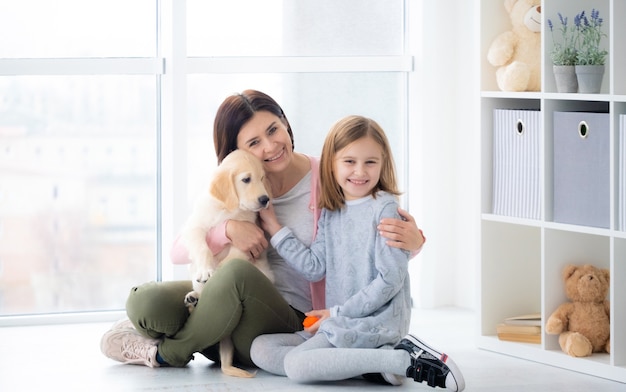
[303, 316, 319, 328]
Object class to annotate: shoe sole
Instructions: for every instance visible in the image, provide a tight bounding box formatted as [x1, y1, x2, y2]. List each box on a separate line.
[381, 372, 404, 386]
[405, 335, 465, 391]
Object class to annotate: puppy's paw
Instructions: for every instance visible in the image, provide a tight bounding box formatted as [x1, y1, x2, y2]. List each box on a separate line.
[184, 291, 199, 312]
[194, 268, 212, 285]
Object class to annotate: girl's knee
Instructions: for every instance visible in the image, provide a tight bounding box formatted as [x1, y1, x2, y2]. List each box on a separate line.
[284, 350, 310, 382]
[249, 335, 266, 367]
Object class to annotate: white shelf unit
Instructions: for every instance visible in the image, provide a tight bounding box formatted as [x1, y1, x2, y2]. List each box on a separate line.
[479, 0, 626, 383]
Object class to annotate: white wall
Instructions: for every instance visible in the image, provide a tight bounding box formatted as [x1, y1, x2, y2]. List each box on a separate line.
[408, 1, 480, 310]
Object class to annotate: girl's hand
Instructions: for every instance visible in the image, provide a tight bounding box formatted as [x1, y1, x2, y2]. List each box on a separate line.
[303, 309, 330, 334]
[259, 202, 282, 236]
[225, 220, 268, 259]
[377, 208, 425, 252]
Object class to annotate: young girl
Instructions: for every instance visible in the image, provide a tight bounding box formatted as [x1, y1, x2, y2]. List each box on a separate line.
[253, 115, 465, 390]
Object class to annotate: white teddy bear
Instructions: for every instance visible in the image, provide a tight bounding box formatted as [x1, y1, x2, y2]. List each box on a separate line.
[487, 0, 541, 92]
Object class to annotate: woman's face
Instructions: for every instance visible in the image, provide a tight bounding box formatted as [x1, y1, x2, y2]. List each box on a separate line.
[236, 110, 294, 174]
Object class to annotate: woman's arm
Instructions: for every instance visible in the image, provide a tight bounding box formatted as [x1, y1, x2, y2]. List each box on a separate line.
[377, 207, 425, 256]
[170, 219, 268, 264]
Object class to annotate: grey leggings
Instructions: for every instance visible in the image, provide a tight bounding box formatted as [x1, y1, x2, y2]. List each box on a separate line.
[125, 258, 305, 367]
[250, 332, 410, 382]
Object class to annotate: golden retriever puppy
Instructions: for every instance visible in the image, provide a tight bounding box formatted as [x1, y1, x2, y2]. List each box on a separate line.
[180, 149, 273, 378]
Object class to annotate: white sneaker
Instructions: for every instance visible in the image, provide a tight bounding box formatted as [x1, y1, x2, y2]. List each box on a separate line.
[100, 327, 161, 367]
[395, 334, 465, 391]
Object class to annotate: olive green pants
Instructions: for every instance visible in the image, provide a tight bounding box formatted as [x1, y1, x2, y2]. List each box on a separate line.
[126, 258, 305, 367]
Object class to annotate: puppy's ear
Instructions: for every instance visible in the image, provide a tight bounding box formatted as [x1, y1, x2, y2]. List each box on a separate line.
[210, 168, 239, 211]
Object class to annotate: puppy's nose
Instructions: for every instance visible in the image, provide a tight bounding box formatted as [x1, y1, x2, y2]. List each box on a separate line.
[258, 195, 270, 207]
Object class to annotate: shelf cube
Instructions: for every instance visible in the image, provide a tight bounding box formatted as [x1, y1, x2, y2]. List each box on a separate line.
[553, 111, 610, 228]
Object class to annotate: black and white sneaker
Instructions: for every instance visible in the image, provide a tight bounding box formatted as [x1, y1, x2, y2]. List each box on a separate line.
[395, 335, 465, 391]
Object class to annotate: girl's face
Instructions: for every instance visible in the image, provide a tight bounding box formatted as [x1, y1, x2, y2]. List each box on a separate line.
[236, 110, 294, 174]
[332, 136, 383, 201]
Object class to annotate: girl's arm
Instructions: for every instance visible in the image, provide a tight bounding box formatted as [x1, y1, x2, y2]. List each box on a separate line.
[259, 203, 327, 281]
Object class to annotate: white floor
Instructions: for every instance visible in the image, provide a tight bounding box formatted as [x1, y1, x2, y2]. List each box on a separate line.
[1, 307, 624, 392]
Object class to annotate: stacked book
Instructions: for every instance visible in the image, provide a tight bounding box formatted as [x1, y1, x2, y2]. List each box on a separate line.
[497, 313, 541, 344]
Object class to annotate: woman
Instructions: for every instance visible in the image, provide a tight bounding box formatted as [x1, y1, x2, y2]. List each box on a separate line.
[100, 89, 424, 371]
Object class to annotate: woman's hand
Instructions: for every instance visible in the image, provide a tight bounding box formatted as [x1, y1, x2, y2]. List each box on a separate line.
[303, 309, 330, 334]
[377, 207, 425, 252]
[225, 220, 268, 259]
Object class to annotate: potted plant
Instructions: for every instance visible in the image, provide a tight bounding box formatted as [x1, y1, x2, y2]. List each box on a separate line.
[574, 9, 608, 93]
[547, 13, 578, 93]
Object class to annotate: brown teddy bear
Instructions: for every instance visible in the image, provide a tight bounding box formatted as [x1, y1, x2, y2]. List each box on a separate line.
[545, 264, 610, 357]
[486, 0, 541, 91]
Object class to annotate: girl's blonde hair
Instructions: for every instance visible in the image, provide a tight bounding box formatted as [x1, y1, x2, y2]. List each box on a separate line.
[319, 115, 401, 211]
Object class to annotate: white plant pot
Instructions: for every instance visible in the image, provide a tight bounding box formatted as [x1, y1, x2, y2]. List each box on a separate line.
[553, 65, 578, 93]
[575, 65, 605, 94]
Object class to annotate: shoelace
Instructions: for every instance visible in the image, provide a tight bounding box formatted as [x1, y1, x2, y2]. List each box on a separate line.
[410, 348, 424, 360]
[411, 348, 438, 361]
[122, 340, 154, 362]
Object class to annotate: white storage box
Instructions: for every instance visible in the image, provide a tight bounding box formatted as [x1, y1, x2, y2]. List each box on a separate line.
[492, 109, 541, 220]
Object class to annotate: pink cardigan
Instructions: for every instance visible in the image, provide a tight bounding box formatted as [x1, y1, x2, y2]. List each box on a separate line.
[170, 155, 326, 310]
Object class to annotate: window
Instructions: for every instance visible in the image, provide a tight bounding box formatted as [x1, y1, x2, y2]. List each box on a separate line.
[0, 0, 411, 322]
[0, 1, 158, 318]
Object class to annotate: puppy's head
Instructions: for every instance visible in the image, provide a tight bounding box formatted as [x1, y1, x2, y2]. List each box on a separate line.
[210, 150, 270, 212]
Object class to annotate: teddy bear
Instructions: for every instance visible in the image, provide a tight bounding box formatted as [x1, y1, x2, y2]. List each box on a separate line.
[487, 0, 541, 92]
[545, 264, 610, 357]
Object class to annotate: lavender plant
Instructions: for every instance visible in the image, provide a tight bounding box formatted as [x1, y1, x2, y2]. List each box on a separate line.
[547, 13, 578, 66]
[575, 9, 608, 65]
[547, 9, 608, 66]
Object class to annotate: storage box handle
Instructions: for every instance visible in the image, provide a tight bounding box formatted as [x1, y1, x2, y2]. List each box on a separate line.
[578, 121, 589, 139]
[516, 119, 525, 136]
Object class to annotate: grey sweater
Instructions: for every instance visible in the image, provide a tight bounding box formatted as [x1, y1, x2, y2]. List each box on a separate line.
[270, 191, 411, 349]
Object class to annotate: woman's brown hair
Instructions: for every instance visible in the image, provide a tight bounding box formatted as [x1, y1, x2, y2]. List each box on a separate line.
[319, 115, 400, 211]
[213, 89, 295, 164]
